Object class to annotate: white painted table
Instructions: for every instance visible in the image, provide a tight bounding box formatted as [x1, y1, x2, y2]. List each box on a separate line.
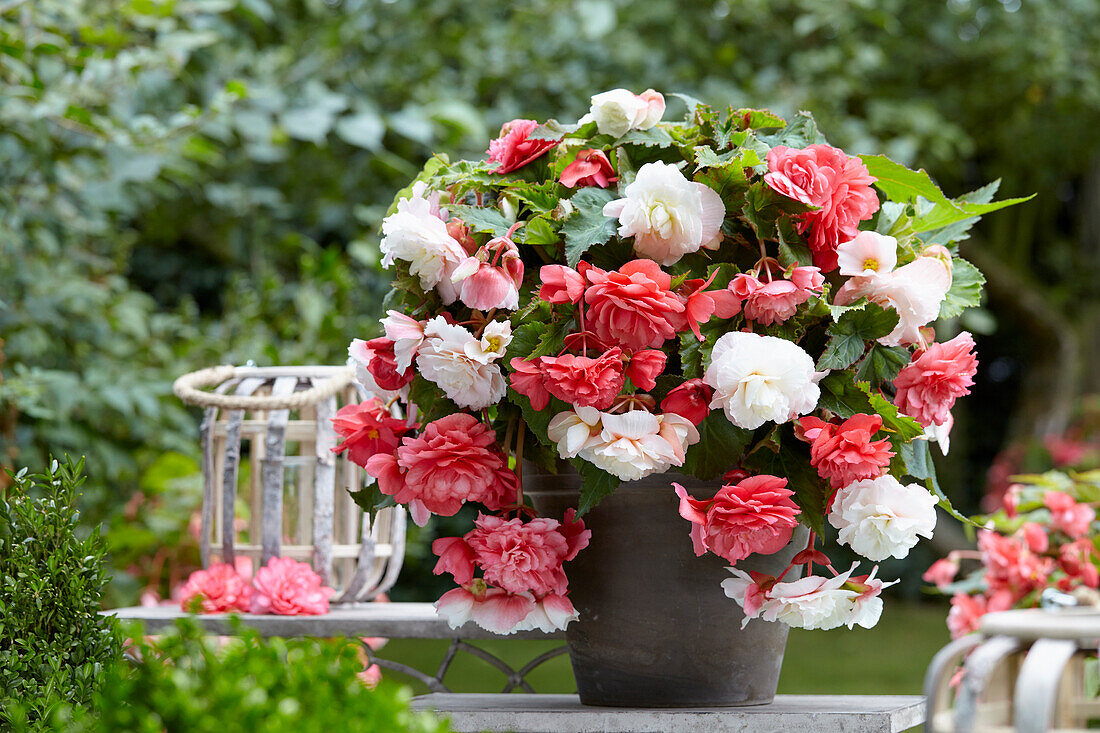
[412, 693, 925, 733]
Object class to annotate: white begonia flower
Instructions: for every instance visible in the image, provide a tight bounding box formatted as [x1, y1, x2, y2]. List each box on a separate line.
[836, 231, 899, 278]
[379, 182, 467, 291]
[603, 161, 725, 266]
[835, 255, 952, 347]
[580, 88, 665, 138]
[547, 407, 603, 459]
[724, 565, 860, 631]
[703, 331, 820, 430]
[465, 320, 513, 363]
[415, 317, 506, 410]
[829, 475, 939, 561]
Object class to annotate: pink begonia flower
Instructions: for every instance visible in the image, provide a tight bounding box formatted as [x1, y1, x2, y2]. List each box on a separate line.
[486, 119, 558, 174]
[947, 593, 989, 639]
[560, 149, 617, 188]
[1059, 538, 1100, 588]
[764, 144, 879, 272]
[1044, 491, 1096, 539]
[669, 274, 741, 341]
[415, 317, 509, 410]
[796, 414, 894, 490]
[250, 557, 334, 616]
[431, 536, 477, 586]
[1045, 435, 1091, 466]
[836, 256, 953, 347]
[450, 223, 525, 311]
[893, 332, 979, 427]
[581, 88, 665, 137]
[435, 583, 580, 635]
[674, 474, 801, 564]
[603, 161, 725, 266]
[624, 349, 666, 391]
[978, 529, 1054, 601]
[660, 378, 713, 426]
[348, 337, 414, 392]
[179, 563, 252, 614]
[541, 348, 626, 410]
[539, 264, 586, 304]
[365, 413, 517, 526]
[380, 311, 425, 373]
[331, 398, 415, 468]
[380, 182, 466, 290]
[509, 357, 553, 411]
[1018, 522, 1050, 554]
[464, 513, 590, 596]
[582, 259, 686, 350]
[835, 231, 898, 278]
[724, 563, 870, 630]
[729, 267, 824, 326]
[922, 557, 960, 589]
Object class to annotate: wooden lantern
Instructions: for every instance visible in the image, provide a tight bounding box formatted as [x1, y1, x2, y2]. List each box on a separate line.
[172, 364, 405, 603]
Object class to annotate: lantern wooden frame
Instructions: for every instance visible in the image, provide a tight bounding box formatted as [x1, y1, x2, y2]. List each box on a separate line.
[173, 364, 405, 603]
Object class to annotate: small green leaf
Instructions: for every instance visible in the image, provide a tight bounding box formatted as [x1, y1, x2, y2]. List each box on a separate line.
[817, 303, 899, 371]
[855, 344, 910, 386]
[619, 127, 675, 147]
[573, 460, 620, 516]
[730, 108, 786, 130]
[521, 215, 559, 246]
[856, 382, 923, 442]
[448, 204, 512, 236]
[938, 258, 985, 320]
[817, 372, 874, 418]
[561, 187, 618, 266]
[681, 414, 755, 480]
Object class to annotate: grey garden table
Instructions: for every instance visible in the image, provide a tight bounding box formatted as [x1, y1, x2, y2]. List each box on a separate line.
[108, 603, 924, 731]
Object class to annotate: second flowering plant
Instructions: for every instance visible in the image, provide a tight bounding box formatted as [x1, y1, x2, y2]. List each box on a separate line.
[343, 89, 1027, 635]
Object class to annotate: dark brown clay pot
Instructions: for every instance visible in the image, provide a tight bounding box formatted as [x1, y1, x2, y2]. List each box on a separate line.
[526, 466, 808, 708]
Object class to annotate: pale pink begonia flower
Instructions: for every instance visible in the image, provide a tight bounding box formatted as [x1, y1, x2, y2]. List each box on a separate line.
[836, 255, 952, 346]
[379, 181, 466, 290]
[415, 317, 508, 410]
[723, 563, 861, 630]
[580, 88, 665, 138]
[603, 162, 725, 266]
[380, 310, 425, 372]
[835, 231, 898, 278]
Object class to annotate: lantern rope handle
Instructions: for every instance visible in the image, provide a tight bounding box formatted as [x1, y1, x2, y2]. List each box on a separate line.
[173, 365, 354, 410]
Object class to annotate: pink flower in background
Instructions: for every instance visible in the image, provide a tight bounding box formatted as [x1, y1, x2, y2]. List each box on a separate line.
[1044, 491, 1095, 539]
[179, 563, 252, 614]
[560, 149, 617, 188]
[624, 349, 666, 391]
[661, 378, 713, 425]
[331, 399, 414, 468]
[947, 593, 989, 639]
[764, 144, 879, 272]
[1018, 522, 1049, 553]
[365, 413, 517, 525]
[464, 515, 583, 596]
[1059, 538, 1100, 588]
[582, 259, 686, 350]
[797, 414, 894, 489]
[541, 348, 626, 409]
[487, 119, 558, 174]
[893, 332, 979, 427]
[1045, 435, 1091, 466]
[674, 474, 801, 564]
[250, 557, 333, 616]
[978, 529, 1053, 601]
[922, 557, 960, 589]
[539, 265, 586, 304]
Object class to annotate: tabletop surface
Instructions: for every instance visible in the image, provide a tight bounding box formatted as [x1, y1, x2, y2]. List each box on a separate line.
[412, 693, 925, 733]
[106, 602, 563, 640]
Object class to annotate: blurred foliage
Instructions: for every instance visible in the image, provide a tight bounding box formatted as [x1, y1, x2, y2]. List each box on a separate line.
[2, 0, 1099, 601]
[16, 619, 450, 733]
[0, 458, 122, 728]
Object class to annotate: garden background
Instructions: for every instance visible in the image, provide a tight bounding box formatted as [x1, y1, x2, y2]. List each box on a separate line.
[3, 0, 1099, 694]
